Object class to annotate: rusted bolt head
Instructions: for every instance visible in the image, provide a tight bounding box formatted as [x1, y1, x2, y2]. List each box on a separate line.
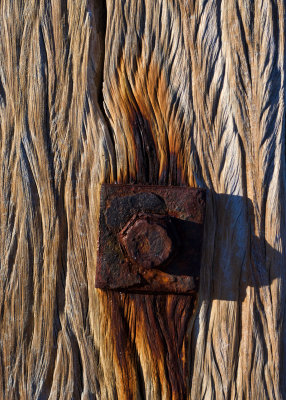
[119, 213, 176, 269]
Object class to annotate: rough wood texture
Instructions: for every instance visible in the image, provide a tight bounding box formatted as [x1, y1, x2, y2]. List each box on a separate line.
[0, 0, 285, 399]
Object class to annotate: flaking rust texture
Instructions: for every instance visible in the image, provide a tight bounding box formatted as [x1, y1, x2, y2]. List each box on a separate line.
[96, 184, 206, 294]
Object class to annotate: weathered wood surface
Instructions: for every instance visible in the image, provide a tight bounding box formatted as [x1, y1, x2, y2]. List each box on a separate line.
[0, 0, 285, 399]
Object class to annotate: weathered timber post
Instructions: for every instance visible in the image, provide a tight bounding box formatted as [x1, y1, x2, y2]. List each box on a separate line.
[0, 1, 285, 399]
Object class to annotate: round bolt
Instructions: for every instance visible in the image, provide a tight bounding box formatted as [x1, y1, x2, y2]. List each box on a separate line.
[119, 213, 176, 269]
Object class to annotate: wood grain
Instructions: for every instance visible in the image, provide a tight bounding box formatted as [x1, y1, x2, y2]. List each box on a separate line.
[0, 0, 285, 399]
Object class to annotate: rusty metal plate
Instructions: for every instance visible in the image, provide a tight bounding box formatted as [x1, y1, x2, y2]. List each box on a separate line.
[95, 184, 206, 294]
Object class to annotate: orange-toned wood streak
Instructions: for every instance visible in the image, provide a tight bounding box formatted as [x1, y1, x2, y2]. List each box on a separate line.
[0, 0, 285, 399]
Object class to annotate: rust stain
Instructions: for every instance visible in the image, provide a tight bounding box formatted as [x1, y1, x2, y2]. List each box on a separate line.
[102, 58, 204, 398]
[107, 290, 196, 399]
[111, 58, 195, 186]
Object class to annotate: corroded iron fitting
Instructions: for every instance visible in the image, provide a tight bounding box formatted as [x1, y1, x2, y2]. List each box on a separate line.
[95, 184, 206, 294]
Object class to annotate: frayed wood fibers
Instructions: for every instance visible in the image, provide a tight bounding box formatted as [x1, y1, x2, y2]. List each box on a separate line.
[0, 0, 285, 399]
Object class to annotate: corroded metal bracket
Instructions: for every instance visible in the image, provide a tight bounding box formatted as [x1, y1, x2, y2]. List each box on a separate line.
[95, 184, 206, 294]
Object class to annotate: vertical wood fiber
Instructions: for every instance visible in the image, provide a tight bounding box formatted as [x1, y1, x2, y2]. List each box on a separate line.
[0, 0, 285, 399]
